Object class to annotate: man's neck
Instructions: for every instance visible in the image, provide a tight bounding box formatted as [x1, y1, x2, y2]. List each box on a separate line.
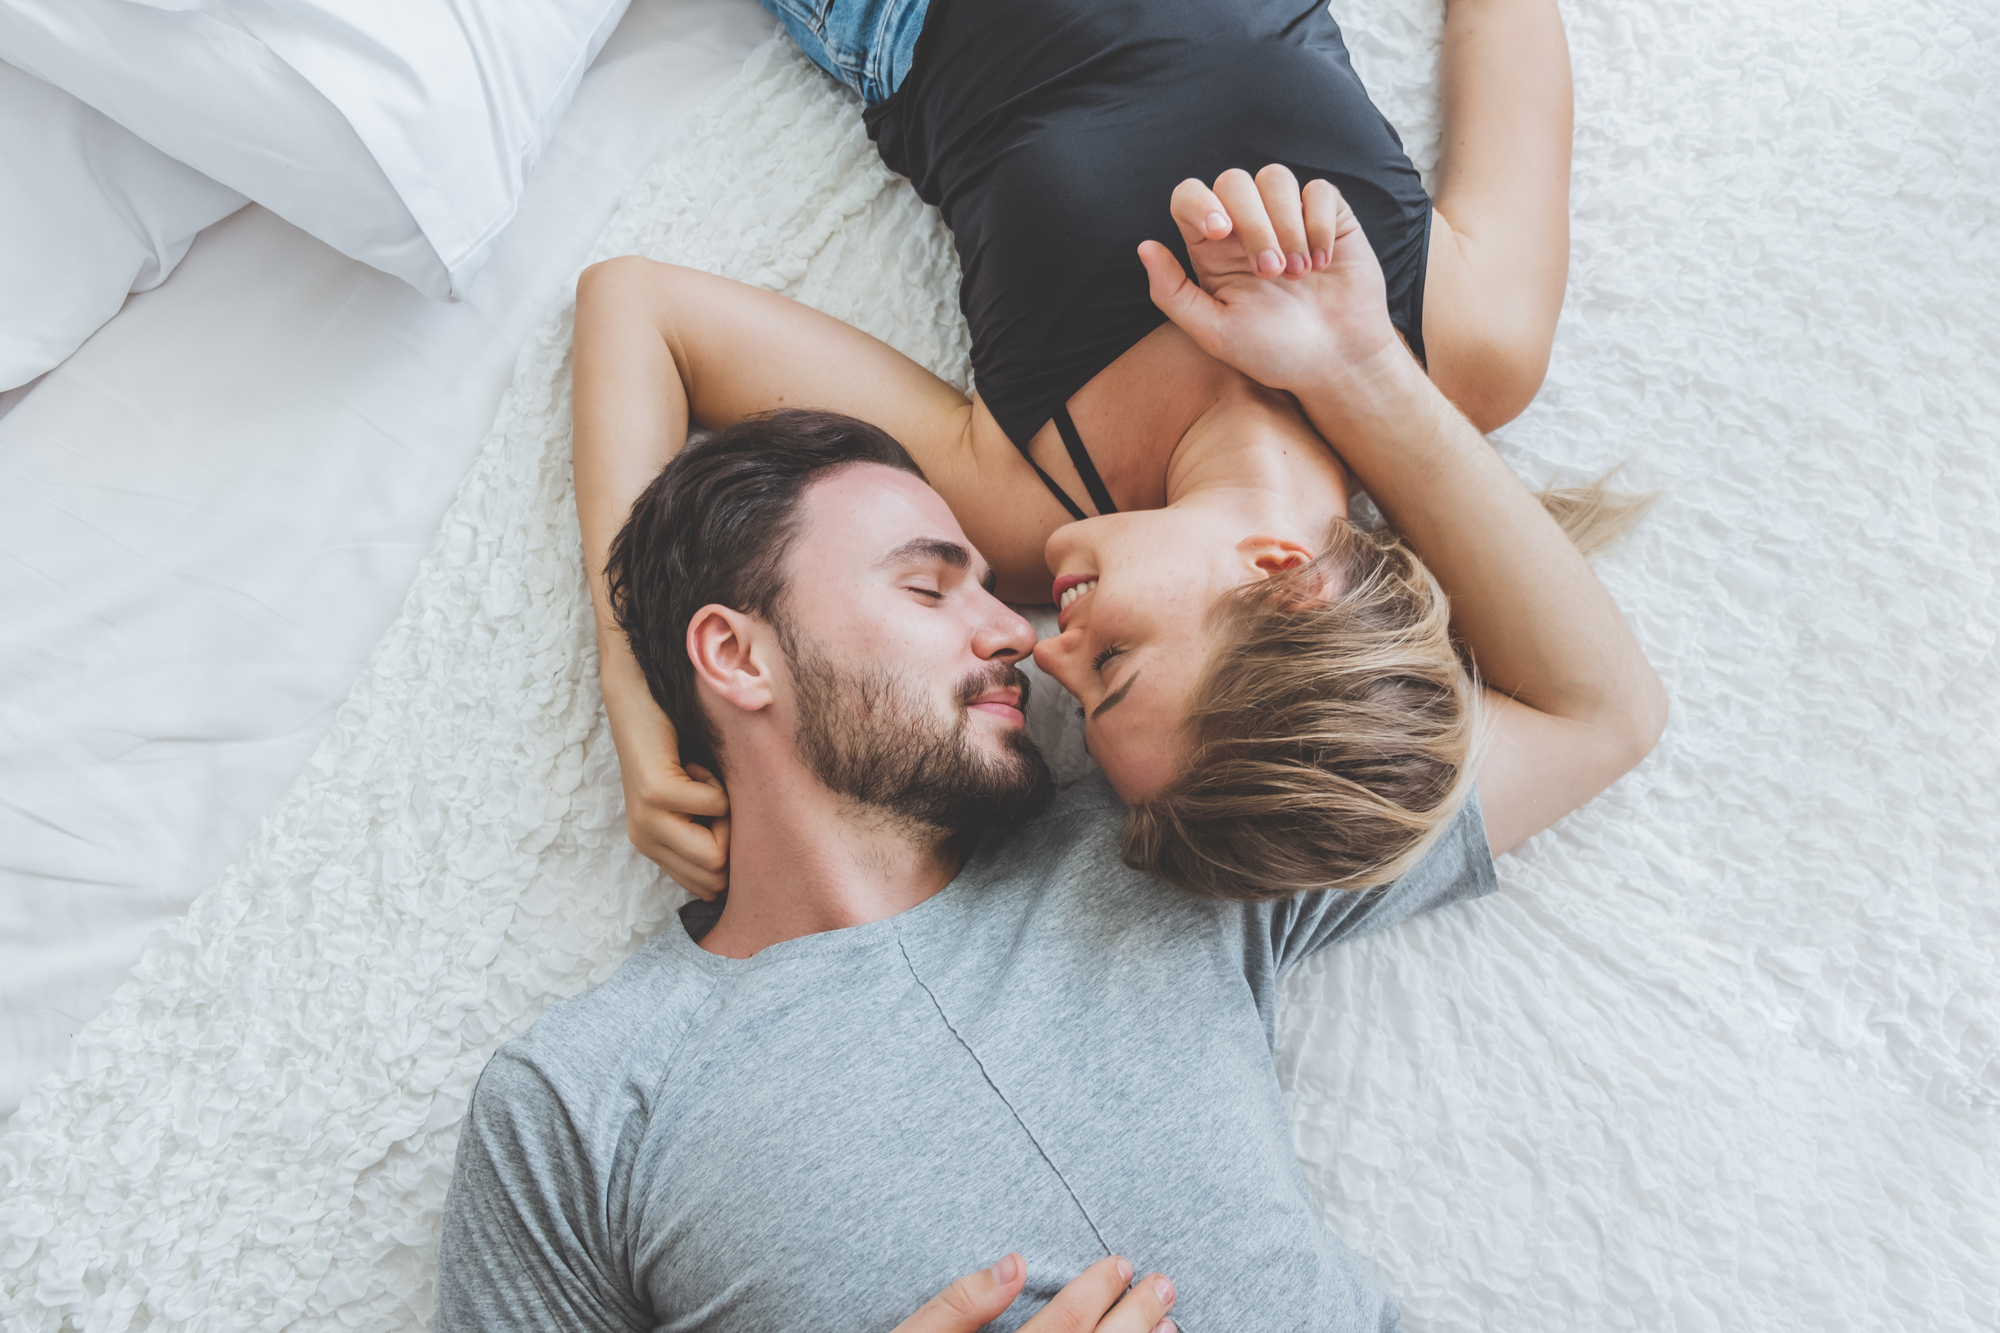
[693, 761, 963, 959]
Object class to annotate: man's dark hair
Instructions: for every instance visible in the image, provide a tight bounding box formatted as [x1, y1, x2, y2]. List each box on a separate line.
[604, 409, 925, 775]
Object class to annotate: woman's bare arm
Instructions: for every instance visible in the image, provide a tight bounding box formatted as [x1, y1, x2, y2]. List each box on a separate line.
[1286, 352, 1665, 854]
[570, 257, 980, 890]
[1421, 0, 1575, 432]
[1140, 172, 1666, 854]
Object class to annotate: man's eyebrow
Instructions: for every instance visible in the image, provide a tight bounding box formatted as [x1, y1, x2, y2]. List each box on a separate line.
[1091, 671, 1140, 721]
[877, 537, 971, 571]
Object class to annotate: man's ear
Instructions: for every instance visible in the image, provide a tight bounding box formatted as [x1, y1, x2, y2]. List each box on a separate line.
[686, 605, 779, 714]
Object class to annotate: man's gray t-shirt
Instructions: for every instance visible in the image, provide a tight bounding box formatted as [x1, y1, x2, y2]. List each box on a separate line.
[435, 776, 1496, 1333]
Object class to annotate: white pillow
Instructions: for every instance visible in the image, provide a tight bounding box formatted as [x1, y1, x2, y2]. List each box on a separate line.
[0, 0, 633, 301]
[0, 59, 246, 392]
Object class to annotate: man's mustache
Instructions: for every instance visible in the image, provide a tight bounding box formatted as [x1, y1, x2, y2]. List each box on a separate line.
[958, 661, 1032, 713]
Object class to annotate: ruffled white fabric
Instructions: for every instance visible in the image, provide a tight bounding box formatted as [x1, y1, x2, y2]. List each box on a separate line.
[4, 1, 1997, 1326]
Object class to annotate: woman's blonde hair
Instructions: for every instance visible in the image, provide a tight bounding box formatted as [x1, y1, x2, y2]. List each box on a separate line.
[1119, 476, 1652, 900]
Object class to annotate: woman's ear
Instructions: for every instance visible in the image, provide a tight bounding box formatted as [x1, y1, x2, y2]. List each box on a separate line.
[686, 605, 778, 714]
[1238, 533, 1340, 604]
[1237, 533, 1316, 579]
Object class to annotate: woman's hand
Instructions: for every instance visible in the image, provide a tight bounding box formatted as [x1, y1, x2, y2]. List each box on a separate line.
[621, 748, 731, 901]
[892, 1254, 1177, 1333]
[1138, 165, 1404, 396]
[595, 625, 732, 899]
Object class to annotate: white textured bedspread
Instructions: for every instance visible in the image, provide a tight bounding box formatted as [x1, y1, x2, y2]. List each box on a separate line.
[4, 1, 1996, 1327]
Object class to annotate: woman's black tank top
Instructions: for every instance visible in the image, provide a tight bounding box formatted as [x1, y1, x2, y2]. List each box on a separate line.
[863, 0, 1433, 471]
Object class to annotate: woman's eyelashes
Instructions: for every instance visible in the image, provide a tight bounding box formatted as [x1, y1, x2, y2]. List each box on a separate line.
[1091, 644, 1124, 674]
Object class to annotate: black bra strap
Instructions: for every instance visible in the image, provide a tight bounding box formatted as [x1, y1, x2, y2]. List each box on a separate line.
[1051, 404, 1118, 516]
[1022, 453, 1088, 521]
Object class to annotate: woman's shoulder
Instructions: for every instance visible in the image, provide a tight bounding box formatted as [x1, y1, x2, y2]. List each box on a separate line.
[936, 397, 1089, 599]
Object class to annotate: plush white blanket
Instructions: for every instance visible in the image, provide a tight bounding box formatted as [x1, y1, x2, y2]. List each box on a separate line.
[4, 1, 1995, 1327]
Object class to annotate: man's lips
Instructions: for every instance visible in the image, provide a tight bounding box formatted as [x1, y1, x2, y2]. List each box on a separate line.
[966, 686, 1025, 724]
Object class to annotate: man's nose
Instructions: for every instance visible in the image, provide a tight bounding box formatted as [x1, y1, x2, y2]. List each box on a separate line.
[971, 600, 1037, 662]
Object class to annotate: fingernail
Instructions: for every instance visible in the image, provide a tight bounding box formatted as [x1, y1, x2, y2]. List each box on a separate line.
[1259, 249, 1283, 276]
[1206, 211, 1230, 235]
[1285, 252, 1307, 277]
[1115, 1256, 1134, 1283]
[1312, 248, 1329, 269]
[987, 1253, 1022, 1284]
[1152, 1321, 1177, 1333]
[1154, 1276, 1175, 1307]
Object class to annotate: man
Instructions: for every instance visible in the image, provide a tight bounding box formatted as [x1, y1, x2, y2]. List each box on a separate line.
[433, 405, 1495, 1332]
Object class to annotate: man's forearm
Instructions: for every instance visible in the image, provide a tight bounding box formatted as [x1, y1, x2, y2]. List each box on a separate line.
[1294, 347, 1659, 735]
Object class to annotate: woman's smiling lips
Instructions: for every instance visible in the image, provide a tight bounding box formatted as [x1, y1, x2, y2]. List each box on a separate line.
[1053, 574, 1098, 631]
[1052, 572, 1094, 603]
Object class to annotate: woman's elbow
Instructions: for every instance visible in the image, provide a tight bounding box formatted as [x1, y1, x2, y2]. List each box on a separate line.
[576, 254, 675, 313]
[1613, 669, 1670, 773]
[1426, 315, 1553, 435]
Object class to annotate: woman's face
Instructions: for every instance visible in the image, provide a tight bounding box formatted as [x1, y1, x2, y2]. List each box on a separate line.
[1032, 505, 1311, 802]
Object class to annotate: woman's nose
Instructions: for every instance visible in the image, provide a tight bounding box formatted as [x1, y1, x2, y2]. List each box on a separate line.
[1031, 632, 1072, 684]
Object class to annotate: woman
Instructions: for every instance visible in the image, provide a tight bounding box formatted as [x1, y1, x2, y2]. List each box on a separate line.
[572, 0, 1665, 898]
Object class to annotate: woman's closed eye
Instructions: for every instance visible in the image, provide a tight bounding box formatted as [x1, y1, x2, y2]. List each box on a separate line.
[1087, 644, 1140, 721]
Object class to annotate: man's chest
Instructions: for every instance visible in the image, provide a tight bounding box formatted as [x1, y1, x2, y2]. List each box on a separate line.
[621, 939, 1346, 1333]
[632, 981, 1108, 1333]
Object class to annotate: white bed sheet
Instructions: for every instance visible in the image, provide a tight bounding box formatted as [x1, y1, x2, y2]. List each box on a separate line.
[0, 0, 776, 1119]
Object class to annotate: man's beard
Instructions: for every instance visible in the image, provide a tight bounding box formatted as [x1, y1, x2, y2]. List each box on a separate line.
[780, 623, 1054, 846]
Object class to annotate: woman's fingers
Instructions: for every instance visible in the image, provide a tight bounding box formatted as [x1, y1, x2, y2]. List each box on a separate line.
[634, 820, 728, 898]
[1167, 167, 1324, 284]
[668, 763, 732, 818]
[1090, 1270, 1177, 1333]
[1253, 163, 1310, 278]
[1017, 1256, 1136, 1333]
[1301, 177, 1358, 270]
[892, 1254, 1028, 1333]
[1211, 169, 1284, 278]
[1168, 177, 1233, 248]
[626, 763, 732, 898]
[1198, 167, 1311, 280]
[892, 1253, 1176, 1333]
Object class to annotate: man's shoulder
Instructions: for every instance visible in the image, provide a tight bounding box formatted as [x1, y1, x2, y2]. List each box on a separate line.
[474, 927, 710, 1125]
[965, 773, 1232, 932]
[973, 773, 1133, 879]
[1023, 771, 1128, 838]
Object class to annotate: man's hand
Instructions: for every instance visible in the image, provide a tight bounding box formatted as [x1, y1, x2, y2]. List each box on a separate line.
[1138, 165, 1404, 397]
[893, 1254, 1177, 1333]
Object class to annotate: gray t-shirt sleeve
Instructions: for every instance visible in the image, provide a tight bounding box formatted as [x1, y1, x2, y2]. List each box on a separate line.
[435, 1048, 648, 1333]
[1258, 787, 1498, 974]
